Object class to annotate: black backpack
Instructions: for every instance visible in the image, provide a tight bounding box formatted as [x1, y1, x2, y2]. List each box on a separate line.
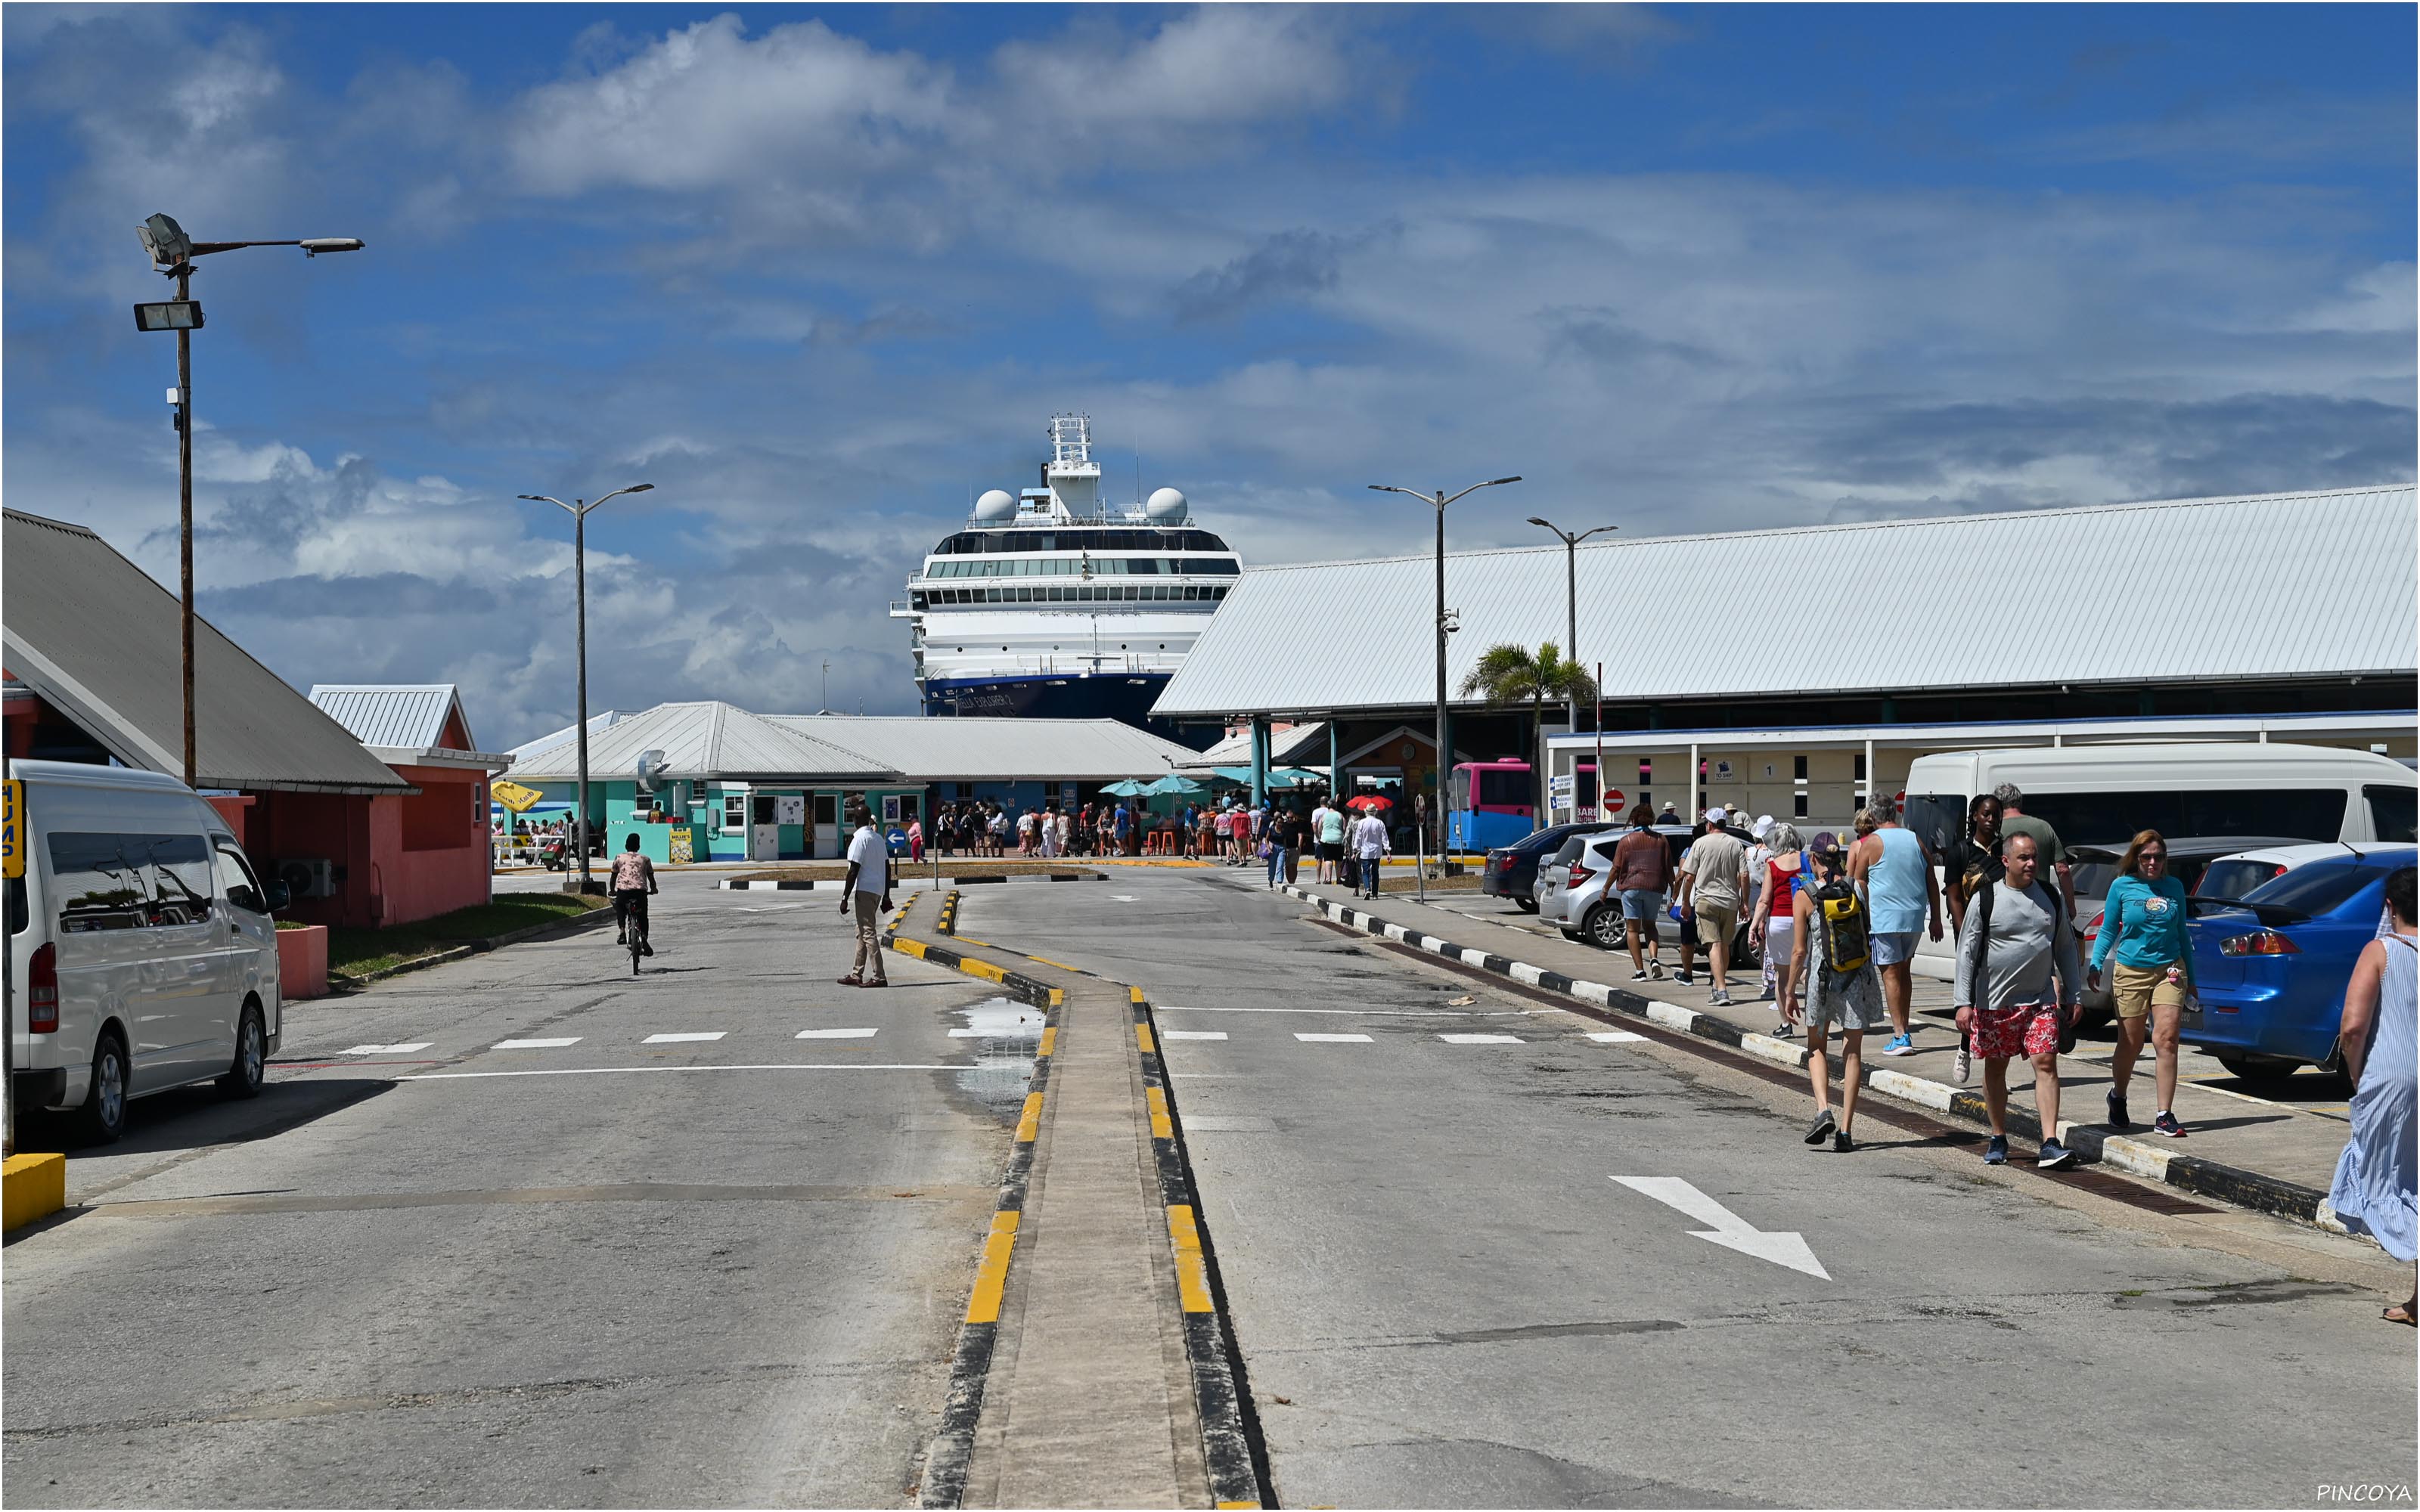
[1969, 879, 2074, 1053]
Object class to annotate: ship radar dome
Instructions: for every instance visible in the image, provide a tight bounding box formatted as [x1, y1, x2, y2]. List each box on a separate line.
[973, 488, 1016, 521]
[1145, 487, 1188, 522]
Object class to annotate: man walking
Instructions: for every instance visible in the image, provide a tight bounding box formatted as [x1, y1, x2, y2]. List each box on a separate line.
[1994, 782, 2075, 920]
[1677, 807, 1750, 1005]
[1352, 804, 1391, 897]
[1955, 832, 2083, 1169]
[838, 801, 892, 988]
[1610, 807, 1674, 981]
[1848, 801, 1942, 1056]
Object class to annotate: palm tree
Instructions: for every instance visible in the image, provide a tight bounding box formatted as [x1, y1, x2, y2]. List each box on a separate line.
[1458, 642, 1598, 832]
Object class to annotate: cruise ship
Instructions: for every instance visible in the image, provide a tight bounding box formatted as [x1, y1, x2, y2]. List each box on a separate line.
[893, 415, 1239, 744]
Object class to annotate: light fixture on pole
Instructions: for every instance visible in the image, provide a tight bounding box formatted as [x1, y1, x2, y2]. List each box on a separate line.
[133, 212, 363, 790]
[518, 484, 655, 894]
[1368, 475, 1522, 861]
[1527, 516, 1618, 730]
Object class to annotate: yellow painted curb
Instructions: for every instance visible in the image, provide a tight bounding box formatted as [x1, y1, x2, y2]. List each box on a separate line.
[1165, 1204, 1213, 1313]
[3, 1151, 67, 1232]
[1146, 1086, 1173, 1139]
[964, 1210, 1020, 1324]
[1015, 1091, 1044, 1144]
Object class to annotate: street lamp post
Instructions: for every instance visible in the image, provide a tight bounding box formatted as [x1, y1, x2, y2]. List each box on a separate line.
[1526, 517, 1618, 730]
[518, 485, 654, 893]
[1368, 476, 1522, 862]
[134, 213, 364, 789]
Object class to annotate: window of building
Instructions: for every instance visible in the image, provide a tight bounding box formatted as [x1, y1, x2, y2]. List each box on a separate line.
[1793, 792, 1809, 819]
[1854, 754, 1866, 780]
[723, 795, 746, 830]
[1793, 755, 1808, 781]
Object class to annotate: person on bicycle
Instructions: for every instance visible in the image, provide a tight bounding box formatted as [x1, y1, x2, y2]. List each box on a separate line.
[612, 834, 656, 956]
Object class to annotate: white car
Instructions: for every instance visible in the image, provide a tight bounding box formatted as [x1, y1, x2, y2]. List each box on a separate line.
[2194, 840, 2416, 904]
[8, 759, 289, 1144]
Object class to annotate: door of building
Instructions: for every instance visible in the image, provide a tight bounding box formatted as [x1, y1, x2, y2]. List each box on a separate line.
[749, 795, 780, 861]
[813, 795, 839, 859]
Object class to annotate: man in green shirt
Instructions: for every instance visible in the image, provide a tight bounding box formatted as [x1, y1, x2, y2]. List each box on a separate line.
[1992, 782, 2075, 922]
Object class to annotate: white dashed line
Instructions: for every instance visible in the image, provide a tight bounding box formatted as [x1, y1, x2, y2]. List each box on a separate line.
[492, 1037, 582, 1049]
[1438, 1033, 1525, 1045]
[796, 1027, 880, 1039]
[643, 1031, 728, 1043]
[1587, 1031, 1649, 1044]
[340, 1043, 433, 1055]
[1293, 1032, 1374, 1043]
[1161, 1030, 1229, 1040]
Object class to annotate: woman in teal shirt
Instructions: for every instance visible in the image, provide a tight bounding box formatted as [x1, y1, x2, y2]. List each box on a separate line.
[2086, 829, 2196, 1138]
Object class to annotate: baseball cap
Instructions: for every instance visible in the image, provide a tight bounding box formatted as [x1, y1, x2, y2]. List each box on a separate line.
[1810, 830, 1842, 856]
[1705, 806, 1727, 825]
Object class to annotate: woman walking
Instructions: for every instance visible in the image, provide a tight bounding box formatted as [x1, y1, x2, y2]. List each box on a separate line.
[2086, 829, 2196, 1137]
[1784, 832, 1888, 1151]
[1938, 792, 2003, 1086]
[1748, 823, 1806, 1031]
[2331, 867, 2416, 1325]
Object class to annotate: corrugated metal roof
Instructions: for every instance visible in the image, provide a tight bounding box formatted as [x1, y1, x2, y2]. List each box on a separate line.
[767, 714, 1203, 782]
[506, 701, 898, 782]
[2, 510, 410, 794]
[1154, 485, 2419, 717]
[309, 685, 466, 752]
[1178, 721, 1330, 770]
[507, 711, 628, 763]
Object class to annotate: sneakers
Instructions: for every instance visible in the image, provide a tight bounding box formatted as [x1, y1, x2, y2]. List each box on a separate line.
[1950, 1044, 1973, 1086]
[1773, 1019, 1797, 1040]
[2105, 1087, 2133, 1131]
[1833, 1129, 1856, 1154]
[2153, 1111, 2187, 1138]
[1649, 961, 1668, 981]
[1804, 1109, 1836, 1145]
[615, 931, 627, 945]
[1984, 1135, 2009, 1166]
[2037, 1137, 2079, 1170]
[1710, 990, 1733, 1007]
[640, 940, 654, 957]
[1630, 969, 1650, 982]
[1882, 1033, 1916, 1057]
[1673, 970, 1695, 986]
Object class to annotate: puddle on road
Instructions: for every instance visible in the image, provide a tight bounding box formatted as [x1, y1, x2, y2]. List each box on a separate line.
[951, 996, 1041, 1117]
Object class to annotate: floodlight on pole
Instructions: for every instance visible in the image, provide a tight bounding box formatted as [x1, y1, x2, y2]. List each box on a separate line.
[1527, 515, 1618, 739]
[133, 211, 365, 789]
[517, 485, 656, 894]
[1367, 473, 1523, 863]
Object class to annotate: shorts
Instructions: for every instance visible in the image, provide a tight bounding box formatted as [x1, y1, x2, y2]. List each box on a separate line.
[1692, 902, 1739, 949]
[1621, 888, 1665, 922]
[1869, 930, 1919, 967]
[1320, 842, 1343, 862]
[1972, 1000, 2062, 1061]
[2110, 961, 2189, 1021]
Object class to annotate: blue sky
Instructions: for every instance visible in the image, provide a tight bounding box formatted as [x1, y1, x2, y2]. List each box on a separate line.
[5, 4, 2411, 743]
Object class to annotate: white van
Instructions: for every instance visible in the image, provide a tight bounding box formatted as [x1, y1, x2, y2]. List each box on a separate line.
[1898, 742, 2418, 978]
[8, 760, 288, 1142]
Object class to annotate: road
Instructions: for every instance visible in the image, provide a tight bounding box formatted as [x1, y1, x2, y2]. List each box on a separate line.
[4, 875, 1035, 1507]
[5, 868, 2412, 1507]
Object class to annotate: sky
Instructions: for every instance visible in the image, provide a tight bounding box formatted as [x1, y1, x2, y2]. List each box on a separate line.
[5, 3, 2412, 746]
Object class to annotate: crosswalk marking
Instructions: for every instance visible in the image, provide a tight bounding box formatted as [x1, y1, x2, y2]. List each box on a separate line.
[1587, 1031, 1649, 1043]
[340, 1043, 433, 1055]
[643, 1031, 727, 1043]
[796, 1027, 880, 1039]
[1162, 1030, 1229, 1040]
[1438, 1033, 1524, 1045]
[492, 1037, 582, 1049]
[1294, 1032, 1374, 1043]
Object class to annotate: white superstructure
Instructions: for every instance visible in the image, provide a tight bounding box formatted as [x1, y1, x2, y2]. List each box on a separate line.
[894, 415, 1240, 724]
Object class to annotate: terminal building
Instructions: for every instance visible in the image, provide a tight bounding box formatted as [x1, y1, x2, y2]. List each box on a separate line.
[1150, 484, 2417, 829]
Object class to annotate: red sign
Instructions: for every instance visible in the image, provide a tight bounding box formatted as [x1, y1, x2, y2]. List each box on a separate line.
[1602, 789, 1626, 814]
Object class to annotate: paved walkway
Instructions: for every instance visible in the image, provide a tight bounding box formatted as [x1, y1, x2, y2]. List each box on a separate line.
[1272, 876, 2362, 1220]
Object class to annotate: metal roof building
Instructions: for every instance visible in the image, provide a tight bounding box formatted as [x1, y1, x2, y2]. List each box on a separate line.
[506, 710, 630, 765]
[309, 685, 513, 772]
[767, 714, 1199, 782]
[507, 701, 899, 782]
[2, 508, 408, 795]
[1153, 485, 2418, 722]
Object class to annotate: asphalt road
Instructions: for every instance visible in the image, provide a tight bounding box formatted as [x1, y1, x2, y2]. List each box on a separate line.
[957, 869, 2418, 1509]
[4, 875, 1033, 1508]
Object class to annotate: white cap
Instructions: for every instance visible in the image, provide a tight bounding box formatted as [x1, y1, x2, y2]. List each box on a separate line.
[1751, 816, 1773, 839]
[1705, 806, 1728, 825]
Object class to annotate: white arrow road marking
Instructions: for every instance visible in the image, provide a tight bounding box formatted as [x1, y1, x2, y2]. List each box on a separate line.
[1609, 1176, 1829, 1279]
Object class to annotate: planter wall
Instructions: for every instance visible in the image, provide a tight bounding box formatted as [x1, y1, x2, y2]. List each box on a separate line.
[278, 925, 329, 1001]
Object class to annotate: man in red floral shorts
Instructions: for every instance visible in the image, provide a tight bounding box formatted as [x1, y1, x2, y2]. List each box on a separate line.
[1953, 832, 2083, 1170]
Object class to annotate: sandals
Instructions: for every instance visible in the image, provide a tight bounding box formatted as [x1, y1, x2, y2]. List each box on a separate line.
[2385, 1301, 2417, 1328]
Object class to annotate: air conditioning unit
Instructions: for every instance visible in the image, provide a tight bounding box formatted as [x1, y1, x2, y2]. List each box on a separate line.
[277, 859, 337, 900]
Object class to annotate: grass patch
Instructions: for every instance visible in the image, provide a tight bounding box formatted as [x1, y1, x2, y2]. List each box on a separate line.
[328, 893, 609, 978]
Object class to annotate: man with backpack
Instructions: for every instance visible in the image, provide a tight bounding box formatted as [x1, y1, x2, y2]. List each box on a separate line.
[1954, 831, 2085, 1170]
[1677, 807, 1751, 1006]
[1784, 832, 1886, 1151]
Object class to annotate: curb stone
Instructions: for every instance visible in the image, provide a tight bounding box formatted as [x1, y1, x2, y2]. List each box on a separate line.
[1277, 884, 2342, 1234]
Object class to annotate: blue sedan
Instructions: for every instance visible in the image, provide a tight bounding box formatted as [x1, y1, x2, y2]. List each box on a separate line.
[2182, 846, 2416, 1083]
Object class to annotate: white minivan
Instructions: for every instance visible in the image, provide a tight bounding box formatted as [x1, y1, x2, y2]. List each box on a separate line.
[1899, 742, 2418, 979]
[8, 759, 288, 1142]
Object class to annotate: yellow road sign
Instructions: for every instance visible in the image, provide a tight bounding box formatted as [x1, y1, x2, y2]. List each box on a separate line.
[490, 779, 544, 813]
[2, 779, 22, 880]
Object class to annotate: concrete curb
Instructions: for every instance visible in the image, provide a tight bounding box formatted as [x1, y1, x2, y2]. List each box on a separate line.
[2, 1152, 67, 1233]
[883, 933, 1066, 1011]
[1128, 985, 1274, 1510]
[935, 891, 961, 937]
[916, 977, 1062, 1508]
[720, 873, 1103, 891]
[327, 906, 619, 990]
[1278, 884, 2339, 1232]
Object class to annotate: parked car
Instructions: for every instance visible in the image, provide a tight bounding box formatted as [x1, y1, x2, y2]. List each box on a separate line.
[2066, 835, 2305, 1030]
[2193, 840, 2416, 906]
[1483, 822, 1615, 912]
[7, 759, 290, 1144]
[1544, 825, 1759, 965]
[2180, 846, 2416, 1086]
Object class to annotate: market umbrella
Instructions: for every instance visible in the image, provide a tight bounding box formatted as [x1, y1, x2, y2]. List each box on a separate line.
[1145, 773, 1203, 795]
[1102, 778, 1152, 797]
[1345, 795, 1393, 812]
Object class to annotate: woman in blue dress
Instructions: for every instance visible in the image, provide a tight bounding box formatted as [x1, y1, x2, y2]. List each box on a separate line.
[2330, 866, 2416, 1325]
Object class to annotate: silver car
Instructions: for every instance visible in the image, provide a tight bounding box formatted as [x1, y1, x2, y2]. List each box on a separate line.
[1544, 831, 1630, 950]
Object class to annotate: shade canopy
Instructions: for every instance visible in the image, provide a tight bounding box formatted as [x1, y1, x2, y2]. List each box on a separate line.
[1145, 773, 1203, 795]
[1101, 778, 1153, 796]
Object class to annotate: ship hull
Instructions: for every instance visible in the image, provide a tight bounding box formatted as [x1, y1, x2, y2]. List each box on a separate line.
[920, 673, 1218, 749]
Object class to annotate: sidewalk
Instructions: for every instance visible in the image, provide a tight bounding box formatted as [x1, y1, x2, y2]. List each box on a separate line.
[1273, 876, 2362, 1232]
